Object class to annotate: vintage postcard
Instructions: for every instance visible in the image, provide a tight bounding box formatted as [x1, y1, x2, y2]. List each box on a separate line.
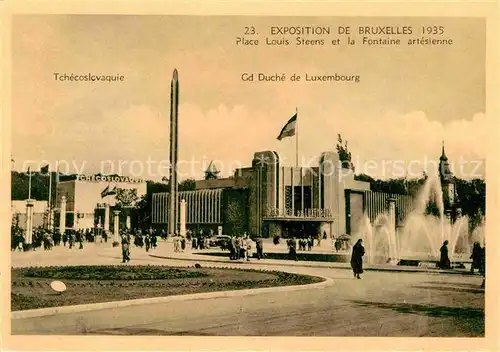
[2, 0, 498, 351]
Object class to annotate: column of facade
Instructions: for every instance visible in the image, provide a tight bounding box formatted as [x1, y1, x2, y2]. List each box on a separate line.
[104, 204, 110, 235]
[25, 199, 34, 246]
[113, 210, 120, 243]
[59, 196, 67, 236]
[125, 207, 131, 230]
[180, 199, 186, 238]
[386, 198, 398, 263]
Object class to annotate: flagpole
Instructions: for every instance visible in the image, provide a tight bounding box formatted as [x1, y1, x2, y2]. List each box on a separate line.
[54, 163, 59, 209]
[48, 170, 52, 228]
[295, 107, 299, 168]
[28, 168, 32, 199]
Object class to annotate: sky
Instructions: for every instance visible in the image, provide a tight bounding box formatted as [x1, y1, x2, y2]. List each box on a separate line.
[11, 15, 486, 181]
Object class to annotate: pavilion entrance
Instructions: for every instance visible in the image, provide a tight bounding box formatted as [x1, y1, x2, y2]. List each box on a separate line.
[279, 220, 322, 239]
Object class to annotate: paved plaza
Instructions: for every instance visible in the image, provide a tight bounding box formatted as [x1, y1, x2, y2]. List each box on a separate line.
[10, 240, 485, 337]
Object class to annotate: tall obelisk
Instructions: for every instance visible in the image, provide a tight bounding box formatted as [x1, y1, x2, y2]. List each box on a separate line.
[168, 69, 179, 235]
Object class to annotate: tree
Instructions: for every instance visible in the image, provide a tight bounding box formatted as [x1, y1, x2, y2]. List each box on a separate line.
[354, 173, 374, 183]
[11, 171, 53, 201]
[223, 189, 249, 236]
[225, 199, 247, 236]
[455, 178, 485, 232]
[336, 134, 355, 171]
[179, 178, 196, 191]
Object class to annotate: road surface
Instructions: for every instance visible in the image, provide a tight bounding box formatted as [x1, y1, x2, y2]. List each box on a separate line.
[11, 244, 484, 336]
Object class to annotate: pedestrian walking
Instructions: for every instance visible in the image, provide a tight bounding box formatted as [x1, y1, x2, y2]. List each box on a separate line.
[173, 235, 179, 252]
[255, 237, 264, 259]
[335, 239, 341, 252]
[243, 235, 251, 261]
[287, 238, 298, 261]
[480, 245, 485, 275]
[351, 239, 365, 279]
[229, 236, 236, 260]
[470, 242, 482, 273]
[68, 232, 74, 249]
[438, 240, 451, 269]
[121, 235, 130, 263]
[234, 236, 241, 260]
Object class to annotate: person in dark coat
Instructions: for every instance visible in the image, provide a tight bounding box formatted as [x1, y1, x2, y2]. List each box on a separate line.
[68, 232, 75, 249]
[255, 237, 264, 259]
[438, 240, 451, 269]
[121, 235, 130, 263]
[335, 239, 341, 252]
[287, 238, 297, 261]
[228, 236, 236, 260]
[351, 239, 365, 279]
[307, 237, 313, 251]
[480, 246, 485, 275]
[470, 242, 482, 273]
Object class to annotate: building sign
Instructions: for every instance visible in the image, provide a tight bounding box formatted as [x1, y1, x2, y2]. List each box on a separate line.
[76, 174, 144, 184]
[265, 207, 333, 218]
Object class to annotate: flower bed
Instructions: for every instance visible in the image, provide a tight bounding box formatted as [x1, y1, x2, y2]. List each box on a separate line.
[11, 265, 323, 311]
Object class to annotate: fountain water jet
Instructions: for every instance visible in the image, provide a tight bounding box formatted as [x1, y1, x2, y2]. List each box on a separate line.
[354, 176, 484, 265]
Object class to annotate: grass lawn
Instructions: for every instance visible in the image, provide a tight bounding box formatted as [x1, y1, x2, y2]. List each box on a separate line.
[11, 265, 324, 311]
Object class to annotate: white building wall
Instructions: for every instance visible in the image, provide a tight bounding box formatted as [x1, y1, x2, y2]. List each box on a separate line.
[55, 177, 147, 230]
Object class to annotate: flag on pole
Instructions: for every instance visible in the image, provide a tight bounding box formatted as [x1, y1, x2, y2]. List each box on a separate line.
[107, 186, 118, 196]
[277, 113, 297, 141]
[100, 185, 110, 198]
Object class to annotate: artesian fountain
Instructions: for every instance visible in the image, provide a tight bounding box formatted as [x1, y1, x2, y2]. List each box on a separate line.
[356, 174, 485, 266]
[356, 144, 485, 266]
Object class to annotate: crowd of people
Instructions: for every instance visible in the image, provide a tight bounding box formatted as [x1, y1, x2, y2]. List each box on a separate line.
[11, 225, 97, 252]
[225, 234, 264, 261]
[11, 223, 486, 283]
[285, 235, 326, 261]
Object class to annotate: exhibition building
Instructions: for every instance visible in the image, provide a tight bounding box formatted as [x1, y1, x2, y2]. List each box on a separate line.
[151, 150, 413, 239]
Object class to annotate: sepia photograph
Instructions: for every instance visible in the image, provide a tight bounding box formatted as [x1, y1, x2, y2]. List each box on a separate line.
[2, 2, 498, 350]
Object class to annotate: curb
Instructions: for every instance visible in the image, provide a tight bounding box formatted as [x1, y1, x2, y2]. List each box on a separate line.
[150, 254, 472, 276]
[11, 275, 333, 320]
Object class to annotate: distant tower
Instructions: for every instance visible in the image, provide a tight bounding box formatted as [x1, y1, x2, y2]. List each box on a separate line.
[168, 69, 179, 235]
[204, 161, 220, 180]
[439, 141, 455, 209]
